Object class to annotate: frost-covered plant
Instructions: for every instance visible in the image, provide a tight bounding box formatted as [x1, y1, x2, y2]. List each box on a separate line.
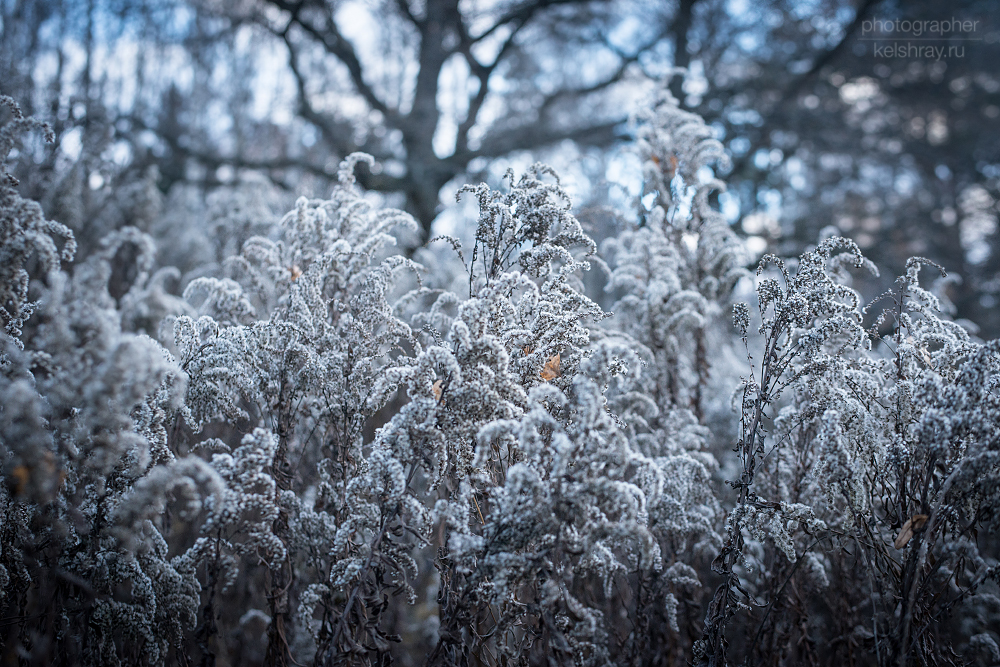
[598, 89, 748, 659]
[0, 96, 75, 349]
[0, 97, 215, 666]
[163, 152, 423, 664]
[4, 85, 999, 667]
[603, 88, 748, 421]
[372, 166, 631, 664]
[703, 240, 1000, 667]
[699, 236, 876, 664]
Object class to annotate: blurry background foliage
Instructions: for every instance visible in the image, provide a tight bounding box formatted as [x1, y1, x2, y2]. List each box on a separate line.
[2, 0, 998, 333]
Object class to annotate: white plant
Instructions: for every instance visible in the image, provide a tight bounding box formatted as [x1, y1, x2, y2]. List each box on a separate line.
[2, 89, 998, 667]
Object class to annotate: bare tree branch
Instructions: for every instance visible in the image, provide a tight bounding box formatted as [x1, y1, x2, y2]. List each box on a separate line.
[726, 0, 885, 177]
[668, 0, 697, 105]
[453, 4, 535, 154]
[268, 0, 402, 125]
[792, 0, 881, 96]
[471, 0, 602, 44]
[394, 0, 422, 27]
[281, 32, 357, 157]
[468, 119, 623, 161]
[123, 110, 406, 191]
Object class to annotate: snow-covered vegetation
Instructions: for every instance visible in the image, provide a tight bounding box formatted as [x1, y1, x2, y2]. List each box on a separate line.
[1, 88, 998, 667]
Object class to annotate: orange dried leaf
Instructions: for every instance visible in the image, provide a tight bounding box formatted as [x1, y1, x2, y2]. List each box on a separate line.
[894, 514, 929, 549]
[11, 465, 29, 495]
[290, 264, 302, 281]
[665, 154, 679, 178]
[540, 353, 561, 381]
[894, 524, 913, 549]
[432, 379, 443, 401]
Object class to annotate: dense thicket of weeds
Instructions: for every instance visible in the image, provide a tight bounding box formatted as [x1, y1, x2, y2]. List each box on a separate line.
[1, 91, 997, 667]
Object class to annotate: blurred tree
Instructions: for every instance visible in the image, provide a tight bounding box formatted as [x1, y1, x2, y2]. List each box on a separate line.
[677, 0, 1000, 334]
[0, 0, 183, 255]
[3, 0, 999, 333]
[170, 0, 681, 234]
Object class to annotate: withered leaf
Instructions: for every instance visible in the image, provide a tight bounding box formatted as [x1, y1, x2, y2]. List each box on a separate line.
[894, 514, 929, 549]
[651, 154, 679, 179]
[540, 353, 561, 381]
